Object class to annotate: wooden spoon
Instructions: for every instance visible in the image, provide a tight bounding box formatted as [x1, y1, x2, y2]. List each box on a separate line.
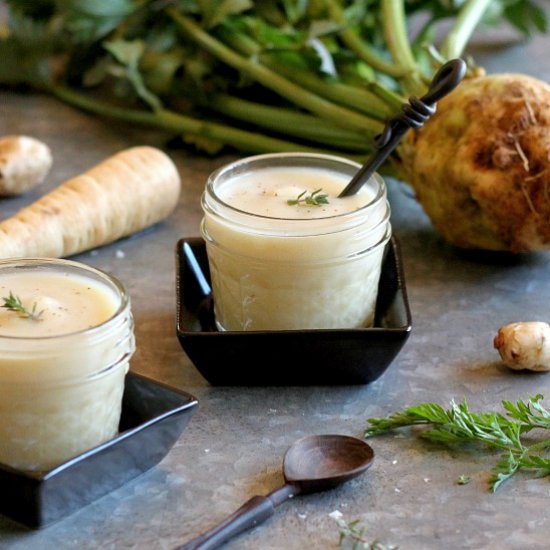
[176, 434, 374, 550]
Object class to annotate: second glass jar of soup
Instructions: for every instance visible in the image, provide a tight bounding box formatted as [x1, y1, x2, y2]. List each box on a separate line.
[0, 258, 135, 472]
[201, 152, 392, 331]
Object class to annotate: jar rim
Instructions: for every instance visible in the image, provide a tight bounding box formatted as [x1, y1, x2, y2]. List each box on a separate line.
[0, 257, 130, 341]
[205, 152, 386, 224]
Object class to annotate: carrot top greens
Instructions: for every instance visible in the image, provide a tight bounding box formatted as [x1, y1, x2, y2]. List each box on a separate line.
[366, 394, 550, 492]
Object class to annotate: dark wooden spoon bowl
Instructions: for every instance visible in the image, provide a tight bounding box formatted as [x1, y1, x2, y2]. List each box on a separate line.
[283, 434, 374, 493]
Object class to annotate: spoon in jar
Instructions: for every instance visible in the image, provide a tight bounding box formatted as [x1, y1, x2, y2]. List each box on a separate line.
[176, 434, 375, 550]
[338, 57, 467, 197]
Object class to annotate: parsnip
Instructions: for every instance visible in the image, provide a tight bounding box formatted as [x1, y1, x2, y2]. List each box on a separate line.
[0, 146, 181, 259]
[0, 136, 53, 196]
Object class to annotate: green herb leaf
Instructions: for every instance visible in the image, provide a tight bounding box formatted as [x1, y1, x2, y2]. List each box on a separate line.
[501, 394, 550, 431]
[504, 0, 548, 36]
[103, 39, 163, 111]
[56, 0, 142, 42]
[489, 450, 522, 492]
[2, 291, 44, 321]
[287, 188, 329, 206]
[519, 454, 550, 478]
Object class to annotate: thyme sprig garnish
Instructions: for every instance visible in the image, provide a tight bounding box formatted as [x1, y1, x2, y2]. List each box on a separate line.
[2, 291, 44, 321]
[337, 518, 398, 550]
[365, 394, 550, 492]
[287, 188, 329, 206]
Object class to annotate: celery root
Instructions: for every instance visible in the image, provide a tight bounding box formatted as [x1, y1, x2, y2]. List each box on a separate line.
[399, 73, 550, 252]
[0, 136, 52, 196]
[0, 146, 181, 258]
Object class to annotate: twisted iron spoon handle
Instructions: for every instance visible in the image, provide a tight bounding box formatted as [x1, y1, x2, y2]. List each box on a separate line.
[339, 58, 467, 197]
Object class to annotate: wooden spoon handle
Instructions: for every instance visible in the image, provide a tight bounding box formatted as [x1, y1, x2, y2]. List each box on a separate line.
[175, 494, 275, 550]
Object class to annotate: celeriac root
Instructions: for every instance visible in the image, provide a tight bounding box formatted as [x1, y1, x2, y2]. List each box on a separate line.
[400, 73, 550, 252]
[0, 146, 181, 258]
[0, 136, 53, 196]
[494, 321, 550, 372]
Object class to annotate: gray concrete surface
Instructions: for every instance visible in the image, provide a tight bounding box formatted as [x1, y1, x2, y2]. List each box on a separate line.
[1, 24, 550, 550]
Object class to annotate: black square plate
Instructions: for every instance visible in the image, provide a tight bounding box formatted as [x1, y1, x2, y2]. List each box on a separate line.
[176, 236, 412, 385]
[0, 372, 198, 528]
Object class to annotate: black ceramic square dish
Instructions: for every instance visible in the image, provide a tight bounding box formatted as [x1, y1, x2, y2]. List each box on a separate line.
[0, 372, 198, 529]
[176, 236, 412, 385]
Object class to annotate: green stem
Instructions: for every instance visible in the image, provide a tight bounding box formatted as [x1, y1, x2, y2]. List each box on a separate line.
[381, 0, 426, 96]
[323, 0, 407, 78]
[440, 0, 492, 59]
[365, 81, 406, 111]
[205, 94, 371, 151]
[281, 71, 394, 121]
[48, 84, 364, 158]
[216, 24, 394, 121]
[167, 9, 382, 135]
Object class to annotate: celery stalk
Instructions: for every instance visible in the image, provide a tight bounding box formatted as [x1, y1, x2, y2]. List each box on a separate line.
[167, 9, 383, 136]
[49, 84, 365, 158]
[204, 94, 371, 151]
[323, 0, 407, 78]
[440, 0, 493, 59]
[381, 0, 426, 96]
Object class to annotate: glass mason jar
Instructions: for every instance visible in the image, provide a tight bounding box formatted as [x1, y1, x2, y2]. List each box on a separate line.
[0, 259, 135, 472]
[201, 153, 392, 331]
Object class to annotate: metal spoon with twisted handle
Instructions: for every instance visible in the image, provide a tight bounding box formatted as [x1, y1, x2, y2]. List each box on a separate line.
[175, 434, 374, 550]
[339, 58, 467, 198]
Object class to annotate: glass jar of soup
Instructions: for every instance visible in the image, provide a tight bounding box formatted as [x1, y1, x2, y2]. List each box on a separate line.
[201, 153, 391, 331]
[0, 258, 135, 471]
